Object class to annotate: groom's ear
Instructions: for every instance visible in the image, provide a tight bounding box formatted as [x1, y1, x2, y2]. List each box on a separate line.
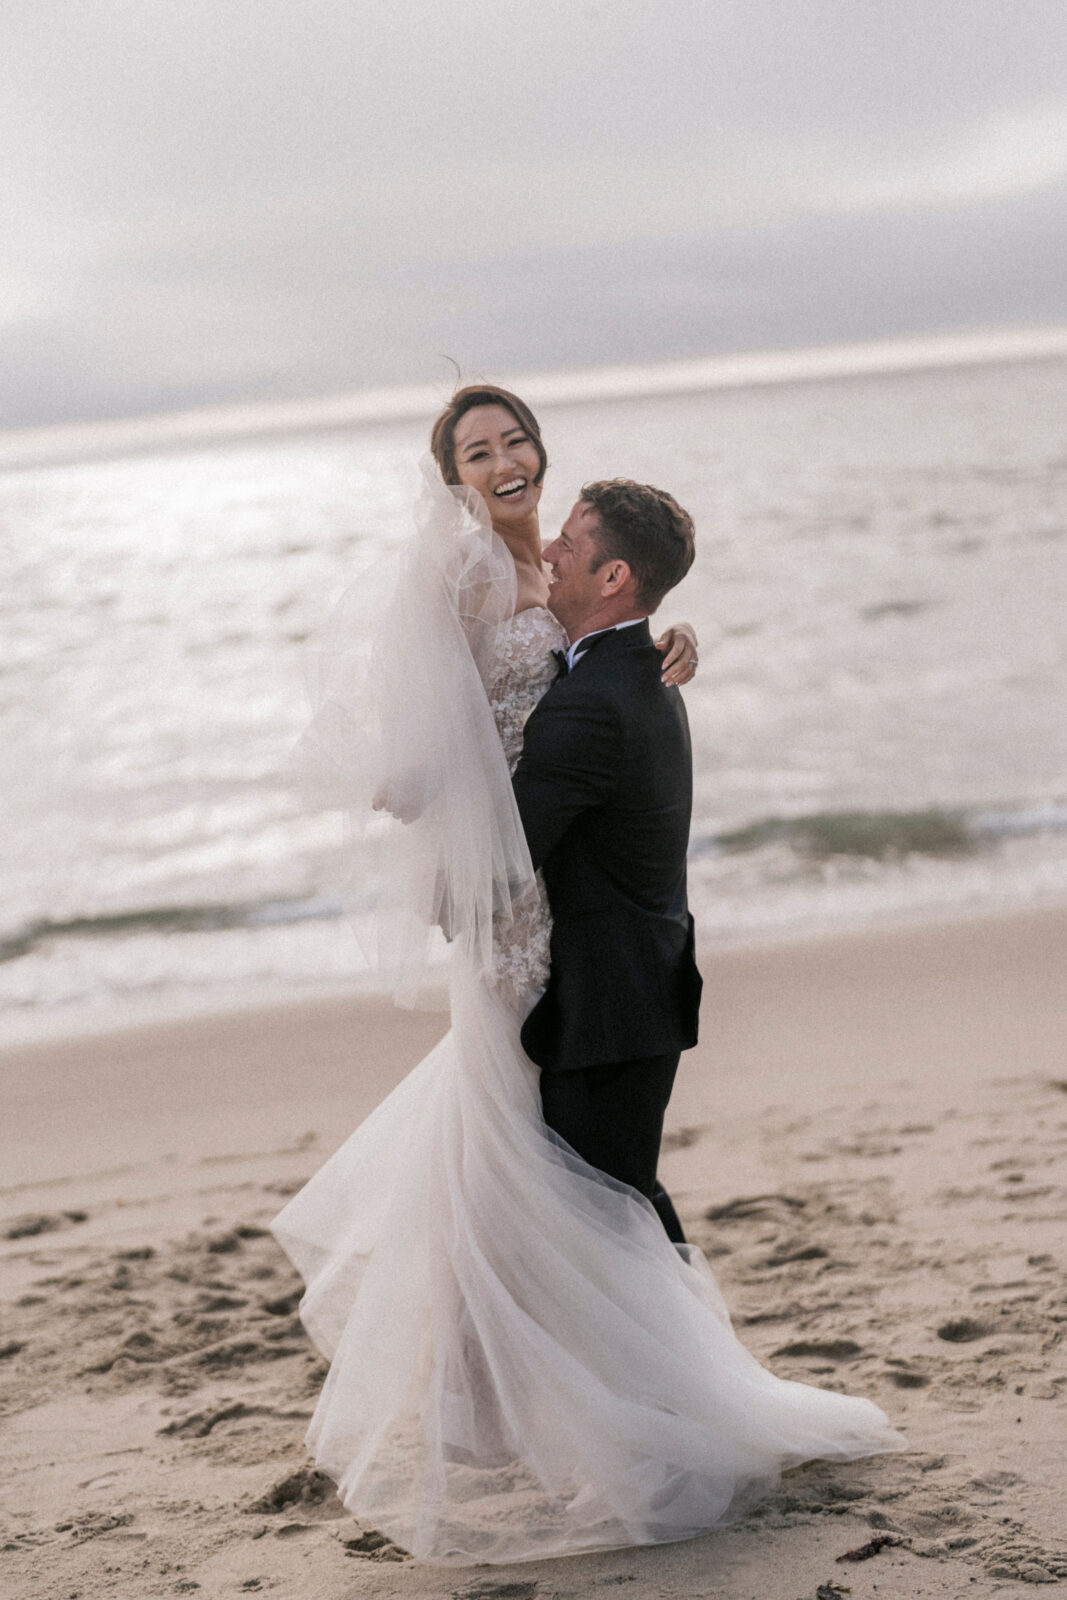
[598, 558, 634, 598]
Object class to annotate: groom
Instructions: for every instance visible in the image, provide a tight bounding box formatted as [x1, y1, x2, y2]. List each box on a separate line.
[512, 480, 702, 1244]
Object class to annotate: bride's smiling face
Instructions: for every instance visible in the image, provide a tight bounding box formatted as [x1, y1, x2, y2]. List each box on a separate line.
[452, 405, 544, 529]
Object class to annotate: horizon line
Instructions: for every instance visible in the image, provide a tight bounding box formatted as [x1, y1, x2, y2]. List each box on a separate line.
[3, 322, 1067, 472]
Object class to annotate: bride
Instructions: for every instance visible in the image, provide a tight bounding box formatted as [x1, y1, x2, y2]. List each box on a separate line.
[271, 385, 903, 1564]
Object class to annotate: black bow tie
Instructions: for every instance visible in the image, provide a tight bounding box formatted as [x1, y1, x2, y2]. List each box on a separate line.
[552, 648, 569, 679]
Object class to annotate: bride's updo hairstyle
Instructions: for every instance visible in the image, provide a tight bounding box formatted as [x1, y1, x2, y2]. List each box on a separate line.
[430, 384, 548, 487]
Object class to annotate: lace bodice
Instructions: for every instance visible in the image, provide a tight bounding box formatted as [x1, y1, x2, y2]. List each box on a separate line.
[483, 606, 568, 772]
[482, 607, 568, 1004]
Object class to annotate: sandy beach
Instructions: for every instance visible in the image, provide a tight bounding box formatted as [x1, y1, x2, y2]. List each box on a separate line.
[3, 903, 1066, 1598]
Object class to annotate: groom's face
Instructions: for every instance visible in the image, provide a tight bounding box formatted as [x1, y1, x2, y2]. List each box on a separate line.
[543, 502, 610, 634]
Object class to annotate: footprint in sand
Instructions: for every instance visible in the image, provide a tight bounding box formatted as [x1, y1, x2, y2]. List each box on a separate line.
[339, 1529, 410, 1562]
[259, 1288, 302, 1316]
[53, 1511, 137, 1545]
[660, 1126, 704, 1152]
[246, 1468, 411, 1560]
[452, 1584, 539, 1599]
[936, 1317, 992, 1343]
[824, 1137, 904, 1159]
[886, 1367, 930, 1389]
[196, 1292, 248, 1311]
[247, 1466, 345, 1517]
[761, 1241, 831, 1269]
[161, 1401, 311, 1439]
[704, 1193, 808, 1223]
[4, 1209, 88, 1240]
[773, 1339, 863, 1362]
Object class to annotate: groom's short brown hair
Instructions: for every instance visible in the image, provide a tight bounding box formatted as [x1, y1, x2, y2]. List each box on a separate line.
[580, 479, 695, 612]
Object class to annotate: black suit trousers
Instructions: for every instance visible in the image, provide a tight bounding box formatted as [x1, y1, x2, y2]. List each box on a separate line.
[539, 1052, 687, 1245]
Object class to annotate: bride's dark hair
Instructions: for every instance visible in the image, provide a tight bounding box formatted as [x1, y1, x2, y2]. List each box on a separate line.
[430, 384, 548, 487]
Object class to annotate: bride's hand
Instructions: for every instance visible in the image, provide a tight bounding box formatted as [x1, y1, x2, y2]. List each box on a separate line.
[372, 771, 428, 824]
[655, 621, 699, 686]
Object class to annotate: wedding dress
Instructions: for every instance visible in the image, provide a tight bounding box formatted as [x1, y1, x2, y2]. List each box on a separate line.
[271, 470, 903, 1564]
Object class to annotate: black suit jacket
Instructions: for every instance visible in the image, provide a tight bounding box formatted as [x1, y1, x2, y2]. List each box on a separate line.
[512, 620, 702, 1072]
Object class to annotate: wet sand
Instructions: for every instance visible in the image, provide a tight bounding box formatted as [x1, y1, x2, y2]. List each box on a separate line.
[2, 904, 1066, 1597]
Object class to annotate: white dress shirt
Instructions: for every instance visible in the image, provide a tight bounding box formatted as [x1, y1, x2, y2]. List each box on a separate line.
[564, 617, 644, 672]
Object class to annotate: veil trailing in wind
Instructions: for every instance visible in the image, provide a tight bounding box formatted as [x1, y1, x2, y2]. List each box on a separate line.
[295, 457, 535, 1003]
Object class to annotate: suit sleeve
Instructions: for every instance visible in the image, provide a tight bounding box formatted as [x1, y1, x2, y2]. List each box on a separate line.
[511, 687, 622, 870]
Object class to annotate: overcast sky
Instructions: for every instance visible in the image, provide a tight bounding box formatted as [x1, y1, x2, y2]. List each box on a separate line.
[3, 0, 1066, 428]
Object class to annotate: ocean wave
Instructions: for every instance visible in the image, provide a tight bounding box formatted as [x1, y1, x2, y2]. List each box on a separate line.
[0, 896, 344, 965]
[692, 800, 1067, 861]
[5, 802, 1066, 966]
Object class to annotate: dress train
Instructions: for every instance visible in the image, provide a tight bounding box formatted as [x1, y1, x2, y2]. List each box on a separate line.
[271, 955, 903, 1564]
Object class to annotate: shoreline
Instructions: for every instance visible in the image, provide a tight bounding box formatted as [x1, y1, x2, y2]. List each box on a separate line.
[1, 887, 1064, 1055]
[3, 896, 1065, 1194]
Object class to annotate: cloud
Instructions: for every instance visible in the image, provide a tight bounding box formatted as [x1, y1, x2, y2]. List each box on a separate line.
[2, 1, 1066, 425]
[821, 105, 1067, 214]
[0, 320, 116, 425]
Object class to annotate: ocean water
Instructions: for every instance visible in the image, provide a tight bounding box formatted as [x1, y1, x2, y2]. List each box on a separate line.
[2, 347, 1066, 1040]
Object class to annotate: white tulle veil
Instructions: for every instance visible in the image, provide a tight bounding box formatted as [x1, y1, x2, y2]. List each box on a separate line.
[296, 457, 535, 1003]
